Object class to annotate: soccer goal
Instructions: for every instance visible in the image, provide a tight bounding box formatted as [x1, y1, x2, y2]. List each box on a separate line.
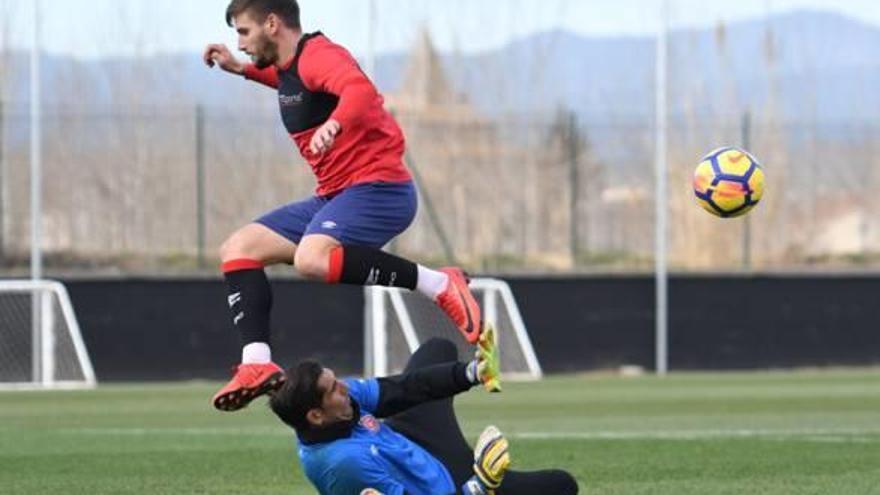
[0, 280, 97, 390]
[364, 278, 542, 380]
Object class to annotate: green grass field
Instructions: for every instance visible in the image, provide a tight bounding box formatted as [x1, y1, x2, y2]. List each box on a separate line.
[2, 369, 879, 494]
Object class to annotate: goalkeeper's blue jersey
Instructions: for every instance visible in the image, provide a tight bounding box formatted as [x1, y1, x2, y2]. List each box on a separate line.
[297, 377, 456, 495]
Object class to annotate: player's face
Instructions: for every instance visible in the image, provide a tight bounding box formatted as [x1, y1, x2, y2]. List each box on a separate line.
[233, 12, 279, 69]
[315, 368, 353, 424]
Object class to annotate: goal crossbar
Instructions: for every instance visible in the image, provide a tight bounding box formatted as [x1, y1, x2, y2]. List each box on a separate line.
[364, 278, 542, 380]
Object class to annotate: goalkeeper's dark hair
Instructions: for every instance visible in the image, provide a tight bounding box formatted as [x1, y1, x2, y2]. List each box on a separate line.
[226, 0, 301, 29]
[269, 360, 323, 431]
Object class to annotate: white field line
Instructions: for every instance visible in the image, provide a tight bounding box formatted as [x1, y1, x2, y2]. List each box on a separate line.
[511, 428, 880, 441]
[58, 426, 285, 436]
[53, 426, 880, 442]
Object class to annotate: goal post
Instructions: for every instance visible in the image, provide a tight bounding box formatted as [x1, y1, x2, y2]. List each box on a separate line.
[364, 278, 542, 380]
[0, 280, 97, 390]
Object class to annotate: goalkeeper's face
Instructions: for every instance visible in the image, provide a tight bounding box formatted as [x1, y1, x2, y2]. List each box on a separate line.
[307, 368, 354, 427]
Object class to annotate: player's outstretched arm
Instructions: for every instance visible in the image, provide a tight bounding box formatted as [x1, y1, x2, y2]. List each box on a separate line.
[203, 43, 245, 75]
[203, 43, 278, 88]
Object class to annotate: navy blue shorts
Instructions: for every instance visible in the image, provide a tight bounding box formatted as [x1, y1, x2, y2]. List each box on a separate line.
[256, 181, 418, 248]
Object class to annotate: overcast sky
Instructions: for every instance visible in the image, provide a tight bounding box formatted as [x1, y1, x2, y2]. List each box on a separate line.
[1, 0, 878, 58]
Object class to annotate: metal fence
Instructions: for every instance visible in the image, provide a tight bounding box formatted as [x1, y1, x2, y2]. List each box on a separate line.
[1, 1, 878, 275]
[0, 103, 877, 274]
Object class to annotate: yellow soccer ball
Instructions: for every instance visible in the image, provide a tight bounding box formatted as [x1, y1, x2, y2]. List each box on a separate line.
[693, 147, 765, 218]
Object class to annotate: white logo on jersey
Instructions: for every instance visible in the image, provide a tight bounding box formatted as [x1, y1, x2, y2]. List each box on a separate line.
[321, 220, 337, 230]
[279, 92, 304, 105]
[365, 268, 380, 285]
[233, 311, 244, 325]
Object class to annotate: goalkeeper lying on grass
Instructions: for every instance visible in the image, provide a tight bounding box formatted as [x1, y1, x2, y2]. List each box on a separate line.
[268, 326, 578, 495]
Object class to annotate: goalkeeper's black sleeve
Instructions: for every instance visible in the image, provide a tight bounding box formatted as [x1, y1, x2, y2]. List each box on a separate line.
[374, 362, 474, 418]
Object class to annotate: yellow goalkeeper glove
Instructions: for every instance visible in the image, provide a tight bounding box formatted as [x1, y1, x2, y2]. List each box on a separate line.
[465, 425, 511, 494]
[475, 324, 502, 393]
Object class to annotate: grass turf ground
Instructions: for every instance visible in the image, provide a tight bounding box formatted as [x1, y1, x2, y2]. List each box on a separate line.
[1, 369, 879, 494]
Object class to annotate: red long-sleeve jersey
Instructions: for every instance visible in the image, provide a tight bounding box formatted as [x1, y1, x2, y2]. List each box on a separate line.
[243, 32, 411, 196]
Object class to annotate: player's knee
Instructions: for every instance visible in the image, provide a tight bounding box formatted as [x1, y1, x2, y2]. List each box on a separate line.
[220, 225, 273, 263]
[218, 236, 239, 262]
[421, 338, 458, 361]
[293, 248, 329, 280]
[219, 233, 250, 262]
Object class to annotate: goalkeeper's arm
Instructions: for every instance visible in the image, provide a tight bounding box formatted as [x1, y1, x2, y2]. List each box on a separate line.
[356, 423, 512, 495]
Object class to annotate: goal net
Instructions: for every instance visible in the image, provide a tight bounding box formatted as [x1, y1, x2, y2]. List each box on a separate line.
[364, 278, 542, 380]
[0, 280, 97, 389]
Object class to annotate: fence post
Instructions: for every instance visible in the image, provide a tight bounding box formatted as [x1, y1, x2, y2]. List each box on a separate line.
[741, 110, 752, 271]
[0, 99, 4, 260]
[568, 111, 580, 265]
[195, 104, 206, 269]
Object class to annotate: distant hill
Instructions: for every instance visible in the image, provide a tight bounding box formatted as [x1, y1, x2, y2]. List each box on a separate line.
[2, 10, 878, 128]
[391, 9, 880, 124]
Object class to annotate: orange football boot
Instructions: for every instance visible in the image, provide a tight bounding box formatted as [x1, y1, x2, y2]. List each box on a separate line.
[435, 267, 482, 344]
[212, 362, 285, 411]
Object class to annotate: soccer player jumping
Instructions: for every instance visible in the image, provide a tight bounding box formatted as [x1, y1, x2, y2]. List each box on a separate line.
[203, 0, 482, 412]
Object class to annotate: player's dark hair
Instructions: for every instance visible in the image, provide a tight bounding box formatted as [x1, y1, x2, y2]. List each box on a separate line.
[226, 0, 301, 29]
[269, 360, 324, 431]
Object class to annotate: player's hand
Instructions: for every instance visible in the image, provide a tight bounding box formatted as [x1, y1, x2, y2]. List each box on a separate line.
[203, 43, 245, 75]
[309, 119, 341, 155]
[463, 425, 510, 495]
[475, 324, 502, 393]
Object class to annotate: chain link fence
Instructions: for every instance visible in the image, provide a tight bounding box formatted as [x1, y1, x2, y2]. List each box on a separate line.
[0, 1, 877, 275]
[1, 104, 877, 274]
